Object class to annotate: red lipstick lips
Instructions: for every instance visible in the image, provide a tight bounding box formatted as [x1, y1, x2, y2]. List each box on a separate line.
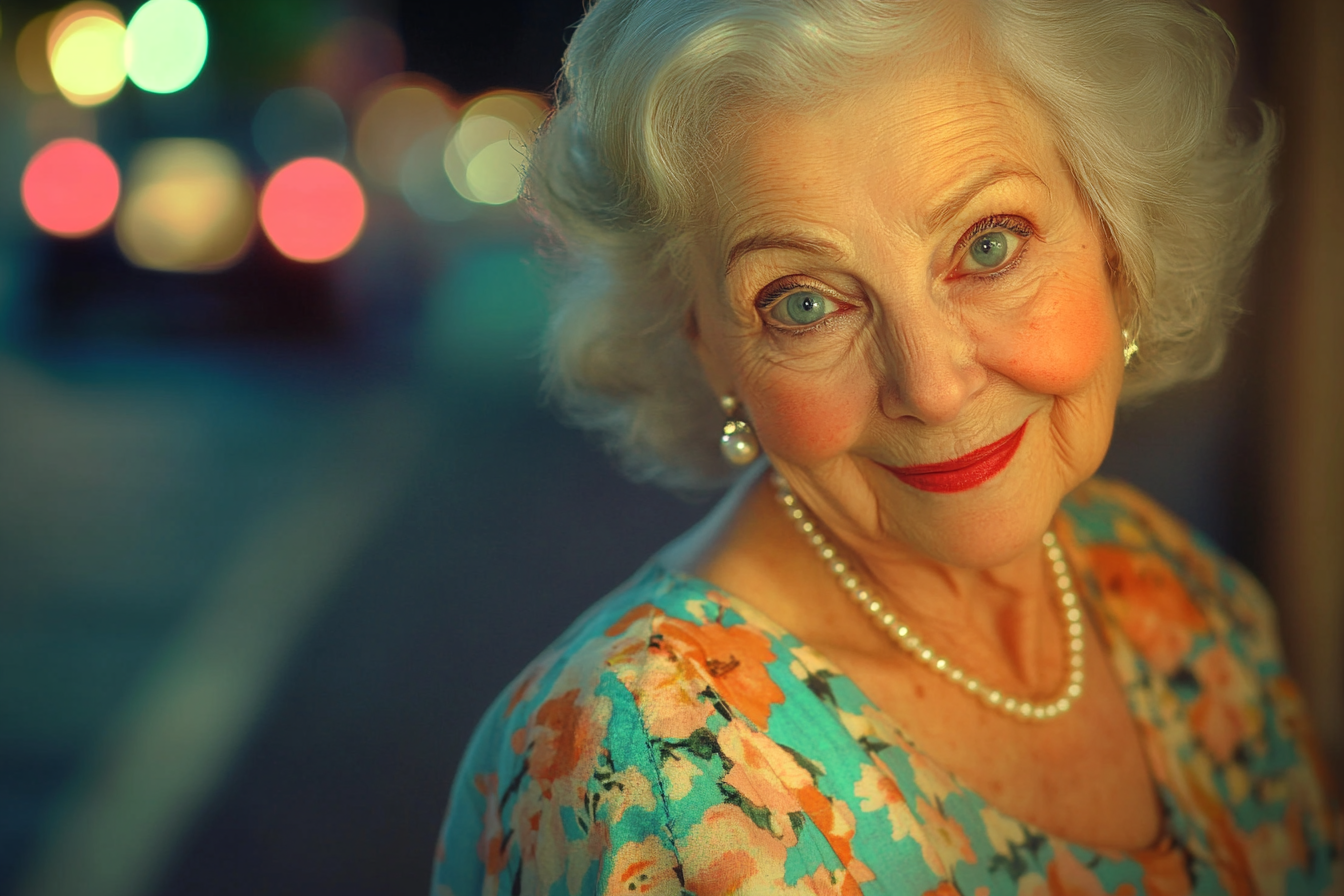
[885, 420, 1028, 493]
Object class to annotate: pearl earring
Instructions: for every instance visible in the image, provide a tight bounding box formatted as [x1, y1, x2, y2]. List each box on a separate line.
[719, 396, 759, 465]
[1122, 329, 1139, 367]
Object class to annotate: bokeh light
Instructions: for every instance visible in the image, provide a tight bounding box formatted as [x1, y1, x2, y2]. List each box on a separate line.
[16, 13, 58, 94]
[48, 1, 120, 50]
[253, 87, 347, 170]
[49, 4, 127, 106]
[400, 127, 474, 223]
[421, 247, 550, 383]
[124, 0, 209, 94]
[300, 17, 404, 109]
[354, 76, 455, 189]
[116, 139, 254, 272]
[259, 158, 366, 263]
[22, 138, 120, 237]
[444, 91, 548, 205]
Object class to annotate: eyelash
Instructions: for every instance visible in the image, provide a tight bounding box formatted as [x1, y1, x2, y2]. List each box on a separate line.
[751, 214, 1035, 335]
[755, 280, 844, 336]
[954, 214, 1035, 279]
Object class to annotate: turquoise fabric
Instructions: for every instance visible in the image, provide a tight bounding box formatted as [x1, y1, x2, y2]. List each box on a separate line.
[434, 480, 1341, 894]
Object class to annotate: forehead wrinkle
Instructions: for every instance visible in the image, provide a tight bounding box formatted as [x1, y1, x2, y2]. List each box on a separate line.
[717, 176, 857, 275]
[923, 167, 1049, 232]
[713, 71, 1063, 275]
[724, 231, 848, 277]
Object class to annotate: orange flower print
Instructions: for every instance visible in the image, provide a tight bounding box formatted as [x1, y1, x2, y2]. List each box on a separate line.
[915, 797, 977, 868]
[1086, 480, 1197, 558]
[616, 655, 715, 740]
[794, 866, 867, 896]
[1090, 546, 1208, 674]
[908, 749, 963, 805]
[682, 803, 791, 893]
[653, 615, 785, 730]
[718, 720, 813, 842]
[856, 759, 911, 832]
[798, 785, 872, 881]
[715, 721, 872, 883]
[602, 835, 684, 896]
[1132, 839, 1194, 896]
[1187, 774, 1256, 896]
[921, 883, 962, 896]
[528, 689, 605, 795]
[1189, 644, 1262, 763]
[662, 749, 703, 800]
[1045, 845, 1109, 895]
[1245, 808, 1311, 894]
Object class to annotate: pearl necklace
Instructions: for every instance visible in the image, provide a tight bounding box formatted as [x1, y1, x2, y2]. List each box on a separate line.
[771, 472, 1085, 722]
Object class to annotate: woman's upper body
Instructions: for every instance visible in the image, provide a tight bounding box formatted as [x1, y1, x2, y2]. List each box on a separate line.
[434, 0, 1337, 890]
[434, 475, 1342, 894]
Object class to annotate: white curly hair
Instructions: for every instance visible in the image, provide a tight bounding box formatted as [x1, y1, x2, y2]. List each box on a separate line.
[525, 0, 1278, 489]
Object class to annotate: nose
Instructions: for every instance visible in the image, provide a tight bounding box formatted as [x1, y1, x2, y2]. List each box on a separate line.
[876, 298, 986, 426]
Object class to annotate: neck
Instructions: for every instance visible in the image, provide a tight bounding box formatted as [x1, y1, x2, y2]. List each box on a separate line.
[695, 474, 1065, 695]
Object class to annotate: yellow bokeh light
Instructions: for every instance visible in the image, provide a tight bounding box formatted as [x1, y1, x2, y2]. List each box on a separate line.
[115, 139, 255, 272]
[16, 13, 58, 94]
[443, 91, 548, 206]
[49, 5, 127, 106]
[354, 76, 455, 189]
[465, 141, 527, 205]
[48, 2, 122, 52]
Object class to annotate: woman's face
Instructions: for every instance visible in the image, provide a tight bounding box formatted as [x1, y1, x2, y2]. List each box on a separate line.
[689, 63, 1127, 571]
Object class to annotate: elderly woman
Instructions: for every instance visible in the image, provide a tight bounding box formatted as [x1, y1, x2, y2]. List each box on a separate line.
[434, 0, 1341, 892]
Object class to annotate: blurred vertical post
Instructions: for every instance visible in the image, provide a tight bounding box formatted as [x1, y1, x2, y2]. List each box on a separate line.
[1268, 0, 1344, 782]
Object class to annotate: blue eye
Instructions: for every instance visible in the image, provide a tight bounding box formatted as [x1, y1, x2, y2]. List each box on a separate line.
[956, 217, 1031, 275]
[770, 290, 834, 327]
[969, 232, 1009, 268]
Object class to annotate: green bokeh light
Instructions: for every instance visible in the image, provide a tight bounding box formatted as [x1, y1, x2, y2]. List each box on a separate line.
[124, 0, 209, 94]
[421, 247, 551, 389]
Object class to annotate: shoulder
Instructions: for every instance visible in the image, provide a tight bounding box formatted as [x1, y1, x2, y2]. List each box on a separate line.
[434, 566, 696, 892]
[433, 565, 824, 894]
[1062, 477, 1277, 655]
[1062, 478, 1343, 887]
[1060, 477, 1291, 714]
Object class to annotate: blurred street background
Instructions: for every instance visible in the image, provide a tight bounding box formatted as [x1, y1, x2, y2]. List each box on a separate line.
[0, 1, 1338, 894]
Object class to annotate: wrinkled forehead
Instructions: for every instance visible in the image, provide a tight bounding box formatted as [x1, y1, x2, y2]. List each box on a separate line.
[698, 59, 1067, 260]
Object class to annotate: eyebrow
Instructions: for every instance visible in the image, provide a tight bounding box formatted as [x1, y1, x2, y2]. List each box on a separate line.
[722, 167, 1044, 276]
[723, 233, 845, 276]
[925, 167, 1043, 232]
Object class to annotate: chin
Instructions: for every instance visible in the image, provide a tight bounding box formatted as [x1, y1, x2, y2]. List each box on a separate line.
[871, 449, 1079, 571]
[893, 492, 1061, 571]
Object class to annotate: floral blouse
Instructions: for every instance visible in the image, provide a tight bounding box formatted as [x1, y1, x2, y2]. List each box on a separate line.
[434, 479, 1342, 894]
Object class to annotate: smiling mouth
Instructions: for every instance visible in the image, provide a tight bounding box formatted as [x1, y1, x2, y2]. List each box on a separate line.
[884, 420, 1028, 493]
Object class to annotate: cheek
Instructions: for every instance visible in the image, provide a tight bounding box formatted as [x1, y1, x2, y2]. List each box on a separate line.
[990, 279, 1118, 395]
[746, 369, 871, 463]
